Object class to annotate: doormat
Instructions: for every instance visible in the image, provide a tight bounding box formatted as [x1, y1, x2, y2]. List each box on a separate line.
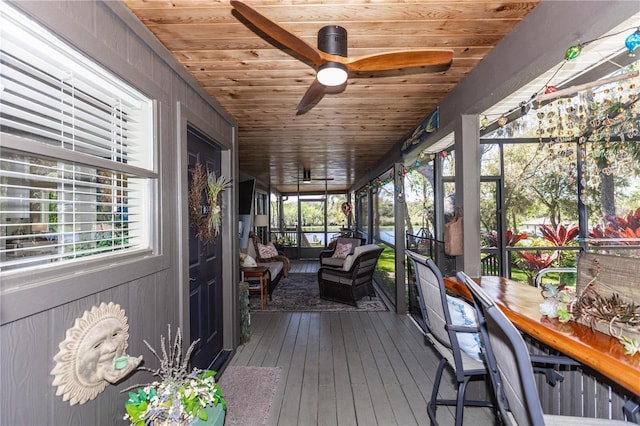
[217, 366, 280, 425]
[249, 273, 388, 312]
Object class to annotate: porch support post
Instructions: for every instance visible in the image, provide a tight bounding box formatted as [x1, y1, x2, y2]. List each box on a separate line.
[394, 161, 406, 314]
[454, 115, 481, 277]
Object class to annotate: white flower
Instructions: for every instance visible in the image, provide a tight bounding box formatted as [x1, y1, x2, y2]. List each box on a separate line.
[539, 299, 558, 318]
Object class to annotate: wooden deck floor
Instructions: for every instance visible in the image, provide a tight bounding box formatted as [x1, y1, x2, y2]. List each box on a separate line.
[289, 259, 321, 274]
[230, 264, 495, 425]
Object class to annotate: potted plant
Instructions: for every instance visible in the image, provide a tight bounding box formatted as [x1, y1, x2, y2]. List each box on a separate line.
[123, 326, 226, 426]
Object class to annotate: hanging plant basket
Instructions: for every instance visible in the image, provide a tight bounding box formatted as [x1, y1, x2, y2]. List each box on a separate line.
[189, 162, 231, 244]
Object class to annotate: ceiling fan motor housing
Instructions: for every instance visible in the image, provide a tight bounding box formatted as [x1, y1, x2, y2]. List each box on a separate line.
[318, 25, 347, 56]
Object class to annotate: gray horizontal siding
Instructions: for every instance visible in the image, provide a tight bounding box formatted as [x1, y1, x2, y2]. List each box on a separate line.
[0, 1, 236, 424]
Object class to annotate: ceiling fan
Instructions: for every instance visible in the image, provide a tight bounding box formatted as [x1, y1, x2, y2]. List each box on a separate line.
[230, 1, 454, 114]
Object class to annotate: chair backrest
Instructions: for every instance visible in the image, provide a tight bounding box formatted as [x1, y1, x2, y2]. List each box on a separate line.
[342, 244, 380, 271]
[343, 245, 382, 282]
[405, 251, 451, 349]
[351, 245, 383, 285]
[457, 272, 511, 421]
[460, 272, 545, 426]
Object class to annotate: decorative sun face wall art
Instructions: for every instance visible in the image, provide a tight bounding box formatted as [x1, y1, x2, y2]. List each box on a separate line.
[50, 302, 142, 405]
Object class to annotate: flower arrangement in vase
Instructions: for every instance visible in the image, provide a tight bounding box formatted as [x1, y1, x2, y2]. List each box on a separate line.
[123, 326, 225, 426]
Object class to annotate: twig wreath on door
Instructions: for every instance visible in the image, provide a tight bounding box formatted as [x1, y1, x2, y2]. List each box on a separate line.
[189, 162, 231, 244]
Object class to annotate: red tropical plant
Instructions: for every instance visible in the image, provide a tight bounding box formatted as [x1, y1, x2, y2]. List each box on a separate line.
[483, 229, 528, 247]
[602, 207, 640, 232]
[589, 208, 640, 246]
[515, 250, 560, 285]
[506, 229, 529, 246]
[539, 223, 579, 247]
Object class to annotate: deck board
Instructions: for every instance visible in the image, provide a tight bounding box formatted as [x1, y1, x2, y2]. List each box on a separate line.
[231, 263, 495, 425]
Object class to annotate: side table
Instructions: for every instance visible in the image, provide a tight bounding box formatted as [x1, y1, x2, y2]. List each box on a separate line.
[242, 266, 269, 310]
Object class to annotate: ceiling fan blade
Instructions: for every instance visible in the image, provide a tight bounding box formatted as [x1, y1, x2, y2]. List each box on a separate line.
[231, 1, 325, 66]
[296, 79, 327, 114]
[345, 50, 454, 72]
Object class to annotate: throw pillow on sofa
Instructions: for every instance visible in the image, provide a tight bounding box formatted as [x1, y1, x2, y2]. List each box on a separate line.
[332, 242, 352, 258]
[258, 242, 278, 258]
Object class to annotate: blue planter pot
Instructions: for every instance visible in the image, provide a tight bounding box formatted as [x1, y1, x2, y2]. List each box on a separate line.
[191, 404, 225, 426]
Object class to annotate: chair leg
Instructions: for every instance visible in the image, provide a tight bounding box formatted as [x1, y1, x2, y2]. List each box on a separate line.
[455, 376, 472, 426]
[624, 397, 639, 423]
[428, 358, 447, 425]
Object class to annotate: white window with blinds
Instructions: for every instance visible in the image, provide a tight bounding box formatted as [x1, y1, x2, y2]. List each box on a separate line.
[0, 3, 155, 274]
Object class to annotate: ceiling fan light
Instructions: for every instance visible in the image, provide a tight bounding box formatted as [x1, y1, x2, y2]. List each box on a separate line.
[303, 169, 312, 183]
[317, 62, 347, 87]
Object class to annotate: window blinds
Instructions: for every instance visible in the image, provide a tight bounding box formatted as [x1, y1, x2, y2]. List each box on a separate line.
[0, 3, 154, 272]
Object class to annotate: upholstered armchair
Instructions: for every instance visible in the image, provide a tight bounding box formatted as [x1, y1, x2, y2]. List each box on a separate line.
[318, 244, 383, 306]
[319, 236, 365, 269]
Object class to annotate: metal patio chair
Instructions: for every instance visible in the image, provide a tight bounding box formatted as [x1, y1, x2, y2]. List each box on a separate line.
[405, 250, 493, 426]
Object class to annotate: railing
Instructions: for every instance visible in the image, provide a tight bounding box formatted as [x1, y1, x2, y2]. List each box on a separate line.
[268, 229, 298, 247]
[534, 267, 577, 288]
[481, 252, 499, 276]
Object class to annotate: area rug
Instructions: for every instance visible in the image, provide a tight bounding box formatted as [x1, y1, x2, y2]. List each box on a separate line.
[218, 366, 280, 426]
[249, 273, 388, 312]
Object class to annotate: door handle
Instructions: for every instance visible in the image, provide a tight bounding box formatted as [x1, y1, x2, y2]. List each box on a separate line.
[189, 277, 196, 282]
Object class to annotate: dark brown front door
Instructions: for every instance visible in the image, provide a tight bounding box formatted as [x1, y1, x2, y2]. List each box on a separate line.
[187, 127, 223, 369]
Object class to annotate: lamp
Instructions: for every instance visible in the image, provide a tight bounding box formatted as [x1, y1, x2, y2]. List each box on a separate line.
[317, 62, 348, 86]
[254, 214, 268, 228]
[316, 25, 348, 87]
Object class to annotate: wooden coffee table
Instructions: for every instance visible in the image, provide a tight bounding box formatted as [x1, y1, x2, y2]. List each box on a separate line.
[242, 266, 269, 310]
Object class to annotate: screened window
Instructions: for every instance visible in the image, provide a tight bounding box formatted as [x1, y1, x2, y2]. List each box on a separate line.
[371, 169, 396, 305]
[356, 190, 369, 238]
[0, 3, 155, 273]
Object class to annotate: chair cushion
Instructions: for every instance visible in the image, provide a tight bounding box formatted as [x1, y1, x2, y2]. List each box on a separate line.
[446, 295, 483, 361]
[264, 261, 283, 279]
[321, 256, 345, 268]
[332, 242, 352, 258]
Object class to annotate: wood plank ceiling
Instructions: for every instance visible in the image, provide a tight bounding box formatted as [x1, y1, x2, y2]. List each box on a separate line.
[122, 0, 540, 194]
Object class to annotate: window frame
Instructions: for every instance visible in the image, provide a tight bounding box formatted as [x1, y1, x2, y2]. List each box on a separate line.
[0, 2, 161, 325]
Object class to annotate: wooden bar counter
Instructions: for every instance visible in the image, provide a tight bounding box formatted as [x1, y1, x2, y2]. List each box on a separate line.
[444, 275, 640, 397]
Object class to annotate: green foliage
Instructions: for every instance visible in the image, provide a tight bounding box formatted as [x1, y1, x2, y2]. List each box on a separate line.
[122, 326, 225, 425]
[281, 194, 349, 230]
[374, 244, 396, 300]
[375, 244, 395, 273]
